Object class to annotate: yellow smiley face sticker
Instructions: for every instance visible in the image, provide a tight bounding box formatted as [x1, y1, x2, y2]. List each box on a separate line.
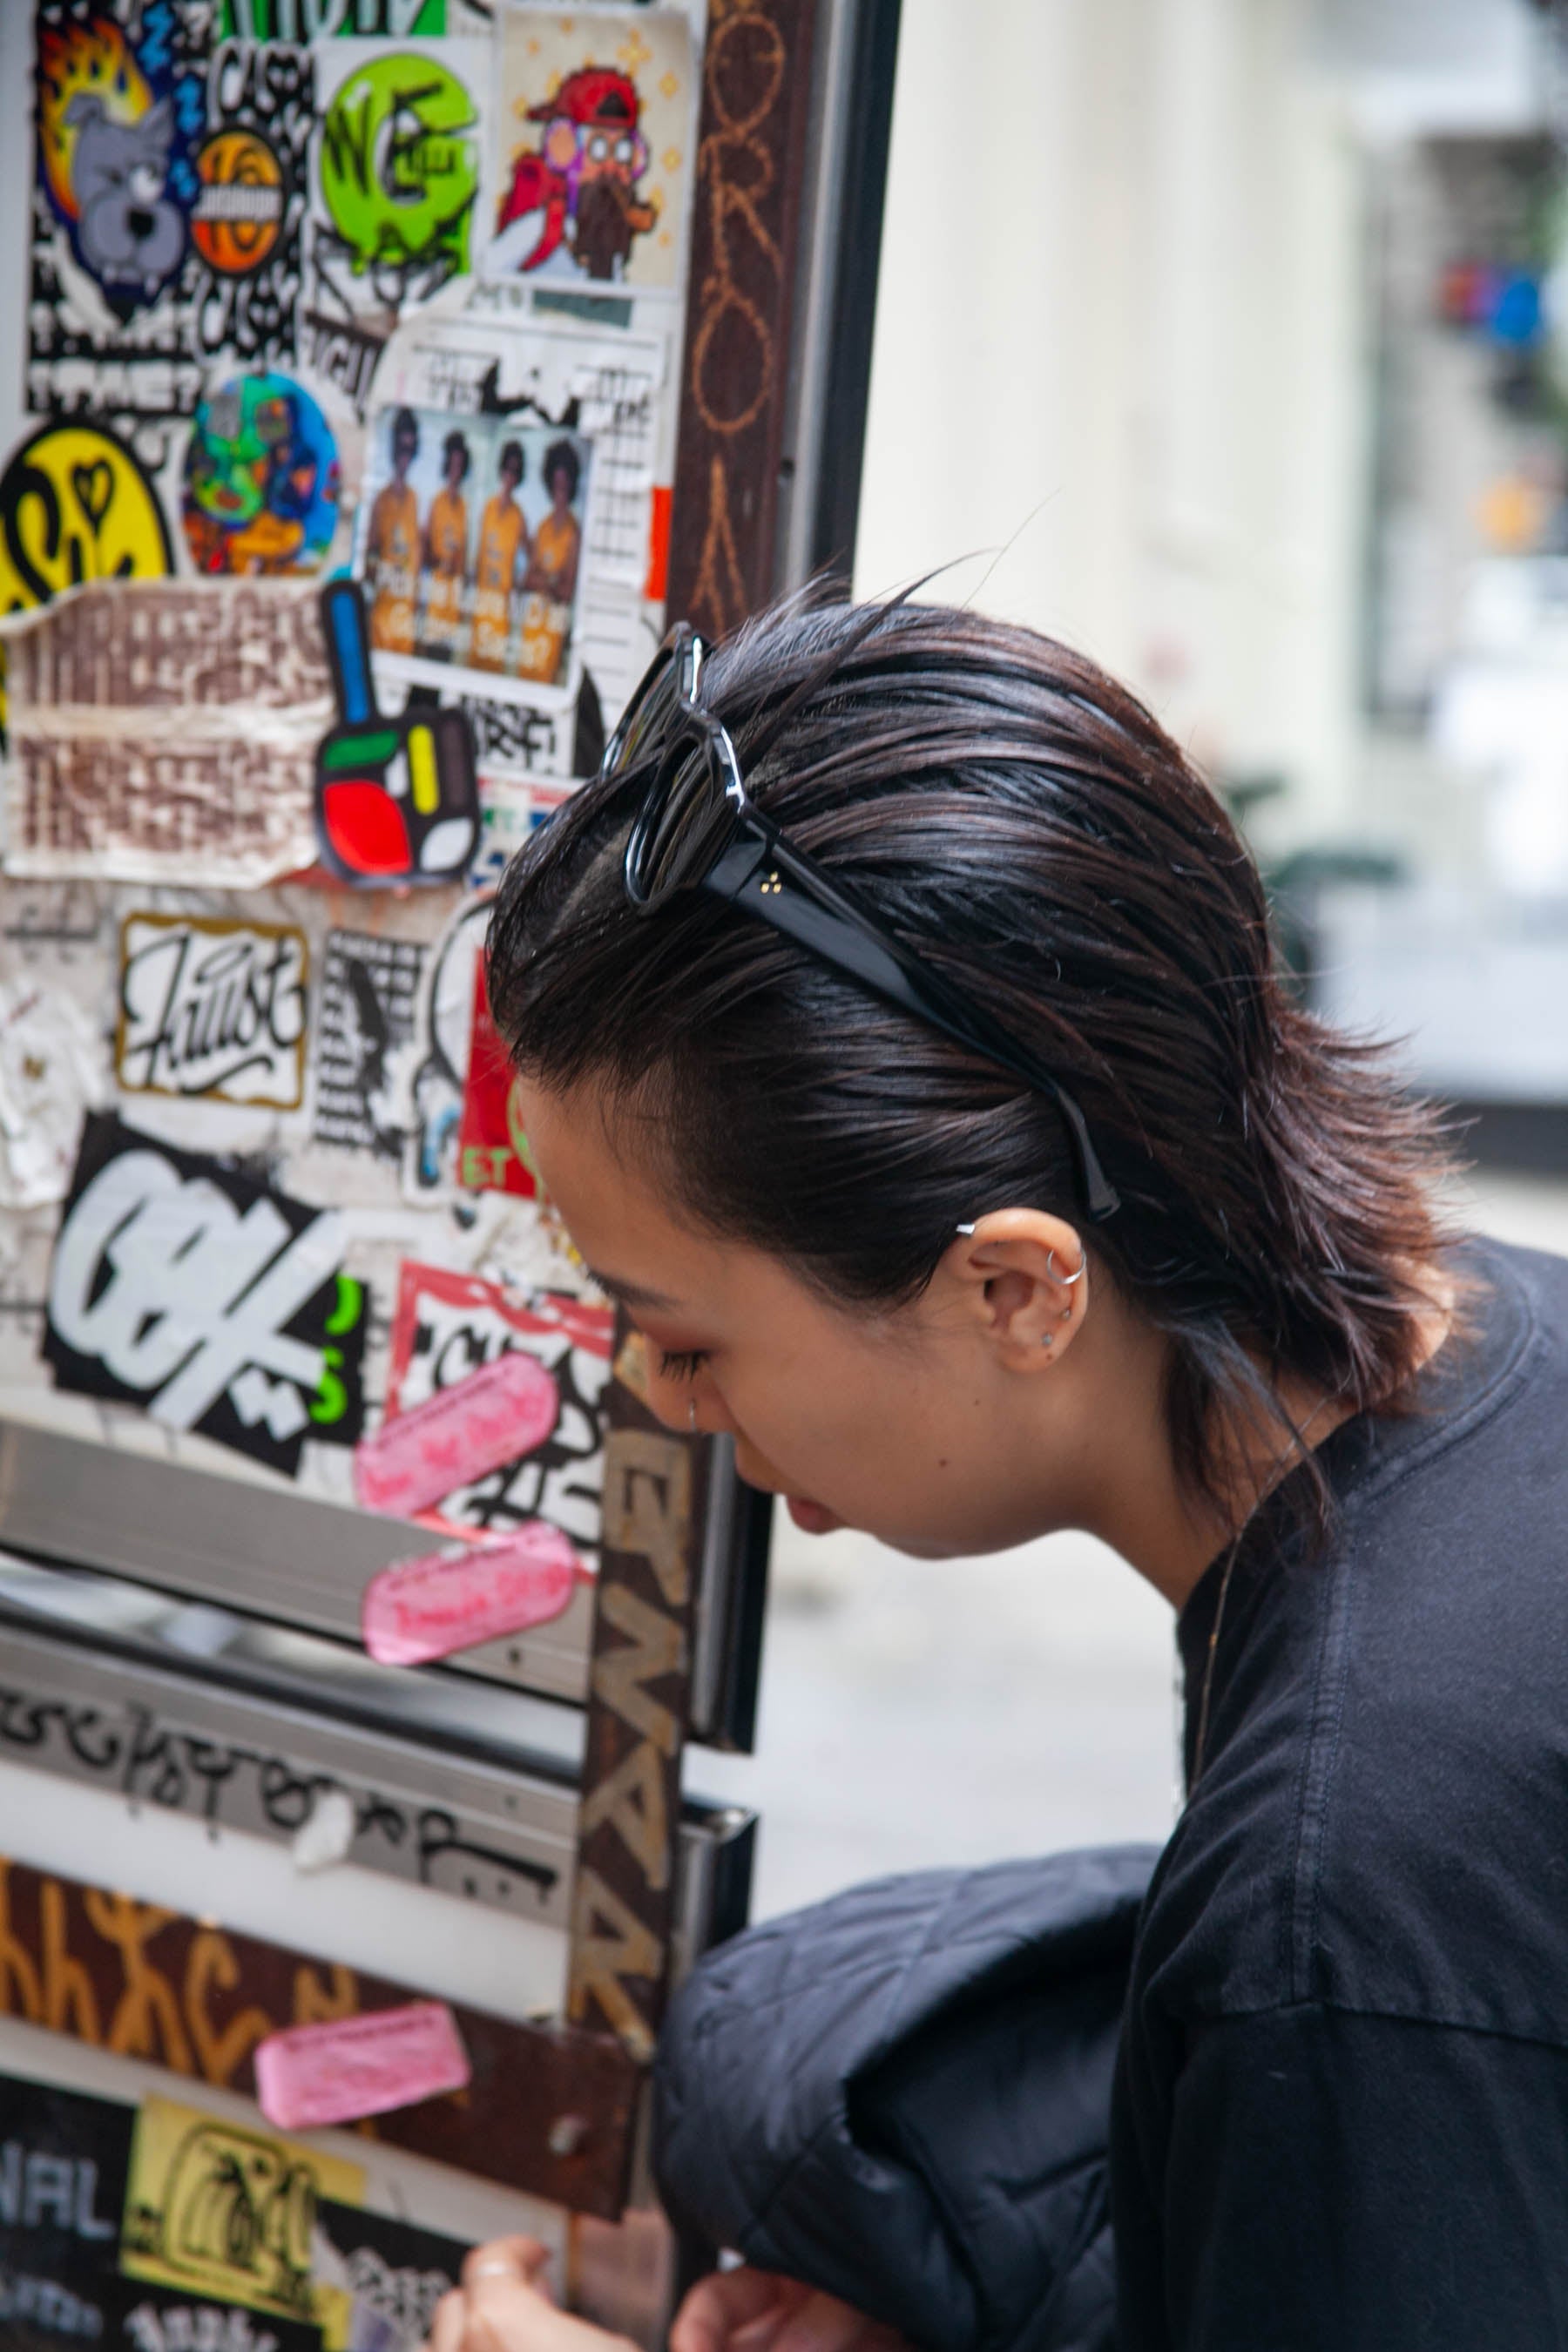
[0, 420, 173, 615]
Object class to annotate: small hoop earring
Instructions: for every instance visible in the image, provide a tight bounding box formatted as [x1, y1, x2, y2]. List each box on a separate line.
[1046, 1248, 1085, 1287]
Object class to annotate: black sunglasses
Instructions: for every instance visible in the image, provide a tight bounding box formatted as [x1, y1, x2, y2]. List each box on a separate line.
[607, 625, 1119, 1224]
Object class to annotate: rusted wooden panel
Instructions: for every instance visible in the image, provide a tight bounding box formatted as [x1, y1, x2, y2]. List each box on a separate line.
[666, 0, 820, 638]
[0, 1852, 642, 2218]
[566, 1323, 706, 2061]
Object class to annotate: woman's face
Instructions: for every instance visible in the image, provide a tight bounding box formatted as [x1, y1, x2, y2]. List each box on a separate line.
[514, 1075, 1107, 1559]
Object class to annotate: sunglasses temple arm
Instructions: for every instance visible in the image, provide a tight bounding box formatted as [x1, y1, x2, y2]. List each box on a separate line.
[703, 835, 1120, 1223]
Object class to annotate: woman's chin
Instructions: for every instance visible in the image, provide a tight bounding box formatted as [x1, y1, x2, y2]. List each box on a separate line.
[785, 1496, 845, 1537]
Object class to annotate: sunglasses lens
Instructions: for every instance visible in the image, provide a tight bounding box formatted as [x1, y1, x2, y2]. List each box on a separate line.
[603, 645, 684, 782]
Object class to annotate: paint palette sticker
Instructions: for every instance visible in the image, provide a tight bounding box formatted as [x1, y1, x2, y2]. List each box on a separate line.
[384, 1261, 612, 1556]
[315, 578, 480, 884]
[116, 910, 309, 1107]
[121, 2096, 362, 2322]
[44, 1111, 367, 1475]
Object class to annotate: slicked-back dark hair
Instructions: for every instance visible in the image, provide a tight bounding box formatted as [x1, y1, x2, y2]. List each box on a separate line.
[488, 594, 1460, 1540]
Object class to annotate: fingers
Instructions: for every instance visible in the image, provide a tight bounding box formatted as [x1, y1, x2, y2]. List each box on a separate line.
[669, 2268, 805, 2352]
[426, 2286, 469, 2352]
[463, 2235, 555, 2295]
[768, 2293, 897, 2352]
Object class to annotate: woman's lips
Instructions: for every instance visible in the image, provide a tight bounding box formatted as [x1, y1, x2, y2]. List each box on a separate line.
[785, 1496, 843, 1536]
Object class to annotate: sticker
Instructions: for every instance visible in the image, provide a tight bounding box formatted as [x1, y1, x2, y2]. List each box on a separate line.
[110, 2281, 321, 2351]
[384, 1262, 612, 1554]
[117, 911, 309, 1107]
[362, 1524, 581, 1664]
[0, 2074, 134, 2285]
[456, 953, 535, 1197]
[485, 10, 696, 294]
[0, 983, 108, 1208]
[470, 772, 572, 886]
[311, 929, 425, 1161]
[182, 373, 339, 577]
[0, 419, 173, 616]
[121, 2096, 362, 2322]
[312, 2200, 464, 2352]
[44, 1112, 367, 1475]
[355, 1348, 560, 1517]
[354, 403, 591, 702]
[28, 3, 209, 420]
[220, 1, 446, 31]
[1, 578, 328, 887]
[186, 44, 313, 375]
[254, 2001, 470, 2132]
[315, 578, 479, 885]
[403, 895, 490, 1196]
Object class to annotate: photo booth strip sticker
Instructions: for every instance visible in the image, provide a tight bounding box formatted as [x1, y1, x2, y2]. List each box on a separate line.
[384, 1262, 613, 1555]
[116, 910, 309, 1107]
[354, 1348, 559, 1517]
[361, 1523, 581, 1664]
[254, 2001, 470, 2133]
[457, 953, 537, 1197]
[0, 579, 328, 884]
[352, 398, 594, 711]
[311, 926, 425, 1161]
[44, 1111, 367, 1477]
[0, 418, 175, 617]
[121, 2095, 363, 2322]
[485, 8, 697, 298]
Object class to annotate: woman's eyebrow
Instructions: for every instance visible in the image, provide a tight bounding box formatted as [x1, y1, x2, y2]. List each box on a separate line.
[587, 1267, 684, 1313]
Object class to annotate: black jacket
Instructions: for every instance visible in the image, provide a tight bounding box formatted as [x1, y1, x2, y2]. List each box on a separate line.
[653, 1844, 1157, 2352]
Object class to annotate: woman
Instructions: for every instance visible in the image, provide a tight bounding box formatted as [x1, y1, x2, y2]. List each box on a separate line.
[429, 595, 1568, 2350]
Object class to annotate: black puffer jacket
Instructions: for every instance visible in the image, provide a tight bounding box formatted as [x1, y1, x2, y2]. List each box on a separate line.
[652, 1845, 1158, 2352]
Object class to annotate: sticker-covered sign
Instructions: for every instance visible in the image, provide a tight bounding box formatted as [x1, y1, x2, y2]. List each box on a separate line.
[313, 2200, 466, 2352]
[121, 2096, 362, 2322]
[44, 1112, 367, 1475]
[383, 1261, 612, 1557]
[109, 2281, 322, 2350]
[117, 911, 309, 1107]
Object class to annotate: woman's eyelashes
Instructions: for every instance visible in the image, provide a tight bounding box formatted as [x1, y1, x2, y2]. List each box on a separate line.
[659, 1348, 711, 1382]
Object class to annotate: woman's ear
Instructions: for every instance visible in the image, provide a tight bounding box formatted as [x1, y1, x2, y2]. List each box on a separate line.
[943, 1208, 1091, 1371]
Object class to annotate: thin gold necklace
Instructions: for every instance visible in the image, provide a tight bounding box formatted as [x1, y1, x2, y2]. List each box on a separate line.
[1187, 1389, 1343, 1789]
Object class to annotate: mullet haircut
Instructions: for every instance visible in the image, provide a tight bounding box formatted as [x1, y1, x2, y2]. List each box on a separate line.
[487, 593, 1462, 1547]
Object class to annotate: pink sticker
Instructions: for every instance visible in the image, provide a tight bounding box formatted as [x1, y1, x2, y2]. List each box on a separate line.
[354, 1349, 560, 1518]
[253, 2000, 470, 2132]
[361, 1521, 582, 1666]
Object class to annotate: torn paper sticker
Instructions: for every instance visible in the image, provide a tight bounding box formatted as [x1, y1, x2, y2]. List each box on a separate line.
[0, 982, 108, 1209]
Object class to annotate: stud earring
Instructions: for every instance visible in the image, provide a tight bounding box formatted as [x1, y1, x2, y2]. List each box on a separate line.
[955, 1221, 976, 1236]
[1040, 1331, 1054, 1349]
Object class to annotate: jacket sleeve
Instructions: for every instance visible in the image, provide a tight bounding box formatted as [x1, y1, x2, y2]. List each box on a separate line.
[1138, 2002, 1568, 2350]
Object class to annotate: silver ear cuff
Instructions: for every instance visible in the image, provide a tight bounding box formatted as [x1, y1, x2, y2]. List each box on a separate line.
[1046, 1248, 1085, 1286]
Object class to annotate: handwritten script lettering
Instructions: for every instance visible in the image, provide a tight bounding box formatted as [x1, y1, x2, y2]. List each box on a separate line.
[118, 916, 308, 1107]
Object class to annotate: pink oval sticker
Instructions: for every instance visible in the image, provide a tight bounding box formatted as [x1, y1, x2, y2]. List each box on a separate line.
[362, 1521, 581, 1666]
[254, 1999, 470, 2132]
[354, 1351, 559, 1518]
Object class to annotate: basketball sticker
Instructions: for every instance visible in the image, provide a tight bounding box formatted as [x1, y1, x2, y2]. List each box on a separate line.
[192, 126, 287, 278]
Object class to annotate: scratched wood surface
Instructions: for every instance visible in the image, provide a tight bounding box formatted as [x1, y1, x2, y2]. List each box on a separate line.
[0, 1853, 642, 2218]
[666, 0, 820, 639]
[566, 1322, 707, 2064]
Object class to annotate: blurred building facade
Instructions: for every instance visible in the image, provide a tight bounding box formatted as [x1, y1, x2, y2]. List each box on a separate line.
[855, 0, 1567, 1144]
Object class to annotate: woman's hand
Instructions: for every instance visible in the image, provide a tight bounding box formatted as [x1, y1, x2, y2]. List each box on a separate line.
[422, 2236, 637, 2352]
[670, 2268, 912, 2352]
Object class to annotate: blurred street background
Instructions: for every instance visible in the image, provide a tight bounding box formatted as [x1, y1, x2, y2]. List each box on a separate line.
[697, 0, 1568, 1911]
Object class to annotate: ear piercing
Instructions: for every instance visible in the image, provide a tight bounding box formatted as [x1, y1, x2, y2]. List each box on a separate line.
[687, 1399, 698, 1433]
[955, 1221, 976, 1236]
[1045, 1248, 1085, 1287]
